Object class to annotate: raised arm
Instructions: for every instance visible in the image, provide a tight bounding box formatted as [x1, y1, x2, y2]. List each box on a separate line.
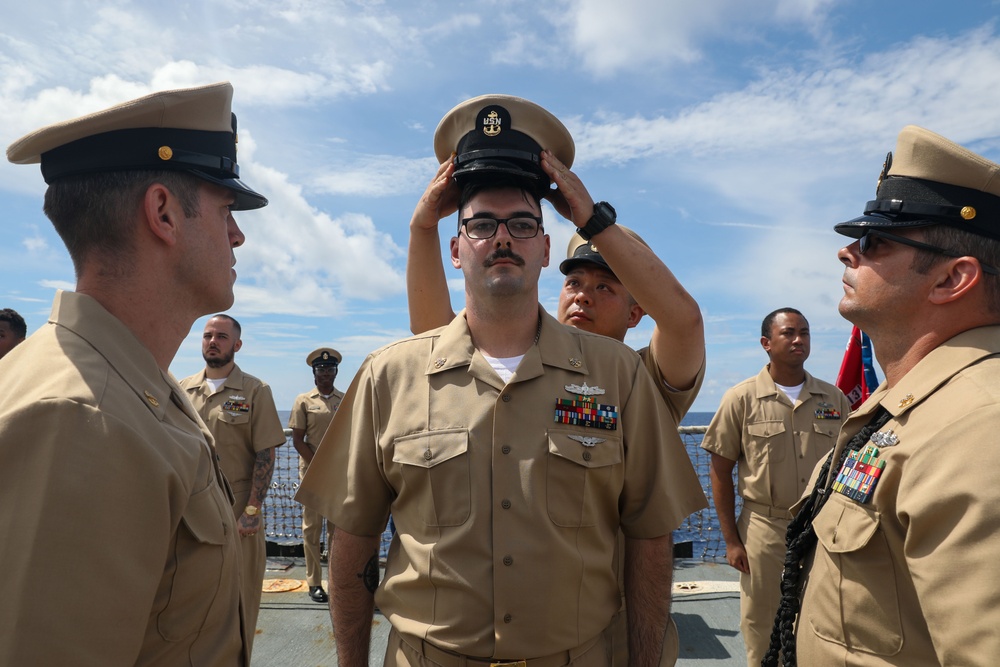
[407, 159, 459, 334]
[541, 150, 705, 390]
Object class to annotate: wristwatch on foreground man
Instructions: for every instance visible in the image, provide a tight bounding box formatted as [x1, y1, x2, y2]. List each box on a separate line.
[578, 201, 617, 241]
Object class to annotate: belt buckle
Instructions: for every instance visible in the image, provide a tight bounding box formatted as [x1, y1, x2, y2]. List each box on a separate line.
[490, 661, 526, 667]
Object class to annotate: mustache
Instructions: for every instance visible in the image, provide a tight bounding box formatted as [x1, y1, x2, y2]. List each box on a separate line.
[484, 248, 525, 267]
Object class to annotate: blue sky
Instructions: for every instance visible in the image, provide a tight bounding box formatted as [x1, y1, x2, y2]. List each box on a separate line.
[3, 0, 1000, 412]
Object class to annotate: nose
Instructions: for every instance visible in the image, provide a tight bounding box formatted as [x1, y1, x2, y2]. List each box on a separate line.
[838, 242, 859, 268]
[571, 285, 593, 305]
[229, 215, 245, 249]
[493, 221, 513, 247]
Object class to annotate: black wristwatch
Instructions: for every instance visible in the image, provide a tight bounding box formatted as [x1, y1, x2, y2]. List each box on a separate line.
[578, 201, 617, 241]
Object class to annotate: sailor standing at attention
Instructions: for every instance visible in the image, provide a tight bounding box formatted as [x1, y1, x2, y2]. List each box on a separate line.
[180, 314, 286, 657]
[700, 307, 849, 666]
[289, 347, 345, 604]
[764, 126, 1000, 666]
[297, 94, 704, 667]
[0, 82, 267, 665]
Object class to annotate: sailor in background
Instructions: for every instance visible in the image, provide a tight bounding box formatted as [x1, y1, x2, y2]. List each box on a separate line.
[765, 126, 1000, 666]
[701, 307, 849, 667]
[289, 347, 345, 604]
[180, 314, 286, 657]
[0, 82, 266, 665]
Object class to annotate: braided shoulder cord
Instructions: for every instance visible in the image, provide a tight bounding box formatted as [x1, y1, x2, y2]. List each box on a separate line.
[760, 406, 891, 667]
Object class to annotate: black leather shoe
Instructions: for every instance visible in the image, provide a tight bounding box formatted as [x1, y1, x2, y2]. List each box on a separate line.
[308, 586, 329, 603]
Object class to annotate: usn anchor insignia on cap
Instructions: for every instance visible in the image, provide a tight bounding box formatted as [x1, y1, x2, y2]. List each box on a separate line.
[482, 109, 502, 137]
[555, 382, 618, 430]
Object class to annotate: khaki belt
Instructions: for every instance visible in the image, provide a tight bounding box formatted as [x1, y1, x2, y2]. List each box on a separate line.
[742, 499, 794, 520]
[415, 634, 599, 667]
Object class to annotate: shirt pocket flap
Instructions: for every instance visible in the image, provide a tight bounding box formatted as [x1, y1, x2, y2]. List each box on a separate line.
[181, 485, 229, 546]
[812, 421, 840, 438]
[547, 429, 622, 468]
[814, 498, 880, 554]
[393, 429, 469, 469]
[747, 421, 786, 438]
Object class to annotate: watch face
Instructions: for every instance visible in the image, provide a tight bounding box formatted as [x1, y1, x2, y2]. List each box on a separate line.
[596, 201, 616, 221]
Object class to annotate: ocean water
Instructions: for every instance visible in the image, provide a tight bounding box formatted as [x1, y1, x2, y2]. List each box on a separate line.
[265, 410, 727, 561]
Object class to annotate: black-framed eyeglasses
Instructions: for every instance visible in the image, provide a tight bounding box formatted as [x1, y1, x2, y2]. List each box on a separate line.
[461, 215, 543, 240]
[858, 229, 1000, 276]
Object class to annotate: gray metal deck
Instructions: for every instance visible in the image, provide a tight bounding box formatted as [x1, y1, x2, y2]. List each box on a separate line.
[252, 558, 745, 666]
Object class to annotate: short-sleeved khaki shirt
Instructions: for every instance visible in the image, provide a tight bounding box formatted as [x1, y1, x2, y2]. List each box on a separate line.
[0, 291, 247, 666]
[701, 366, 850, 510]
[797, 326, 1000, 665]
[288, 388, 344, 454]
[637, 344, 705, 423]
[298, 308, 705, 658]
[180, 365, 285, 497]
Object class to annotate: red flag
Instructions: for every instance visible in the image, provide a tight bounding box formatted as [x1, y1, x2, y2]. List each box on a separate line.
[836, 325, 867, 410]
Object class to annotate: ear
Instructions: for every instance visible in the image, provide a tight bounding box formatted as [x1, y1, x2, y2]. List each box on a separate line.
[233, 338, 243, 354]
[928, 257, 984, 305]
[760, 335, 771, 354]
[450, 236, 462, 269]
[143, 182, 187, 246]
[541, 233, 551, 268]
[626, 303, 645, 329]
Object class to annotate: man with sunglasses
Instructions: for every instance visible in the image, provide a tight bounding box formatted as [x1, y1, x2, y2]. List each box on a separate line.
[298, 95, 701, 667]
[763, 126, 1000, 666]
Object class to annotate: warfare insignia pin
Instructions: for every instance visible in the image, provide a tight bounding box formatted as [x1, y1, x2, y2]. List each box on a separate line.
[564, 382, 605, 396]
[568, 435, 606, 447]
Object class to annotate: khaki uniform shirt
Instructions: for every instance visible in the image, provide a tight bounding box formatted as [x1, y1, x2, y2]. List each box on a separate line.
[0, 291, 247, 666]
[701, 366, 850, 510]
[797, 326, 1000, 665]
[180, 365, 285, 503]
[637, 345, 704, 423]
[297, 308, 705, 658]
[288, 388, 345, 454]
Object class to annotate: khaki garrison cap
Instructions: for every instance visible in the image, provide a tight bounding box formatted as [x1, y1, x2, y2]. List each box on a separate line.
[559, 225, 650, 275]
[307, 348, 342, 367]
[836, 125, 1000, 240]
[6, 82, 267, 211]
[433, 94, 574, 192]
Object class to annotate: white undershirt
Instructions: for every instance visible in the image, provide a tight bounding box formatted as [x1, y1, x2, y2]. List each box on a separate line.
[205, 376, 228, 395]
[775, 381, 804, 403]
[482, 353, 524, 384]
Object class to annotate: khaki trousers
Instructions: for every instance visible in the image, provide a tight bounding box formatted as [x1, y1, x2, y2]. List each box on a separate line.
[736, 507, 789, 667]
[299, 458, 329, 587]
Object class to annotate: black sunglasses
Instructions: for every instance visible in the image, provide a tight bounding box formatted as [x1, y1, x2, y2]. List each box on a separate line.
[857, 229, 1000, 276]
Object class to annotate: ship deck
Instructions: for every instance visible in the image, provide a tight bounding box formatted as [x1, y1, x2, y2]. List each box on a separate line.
[253, 557, 745, 666]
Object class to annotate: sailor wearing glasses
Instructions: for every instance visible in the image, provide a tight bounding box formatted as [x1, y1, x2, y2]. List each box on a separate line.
[764, 126, 1000, 666]
[297, 95, 702, 667]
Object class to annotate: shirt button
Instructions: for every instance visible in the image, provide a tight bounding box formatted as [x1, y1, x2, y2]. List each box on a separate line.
[503, 555, 513, 566]
[501, 499, 511, 509]
[502, 394, 512, 402]
[423, 450, 432, 461]
[501, 445, 511, 455]
[503, 614, 512, 623]
[582, 451, 592, 461]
